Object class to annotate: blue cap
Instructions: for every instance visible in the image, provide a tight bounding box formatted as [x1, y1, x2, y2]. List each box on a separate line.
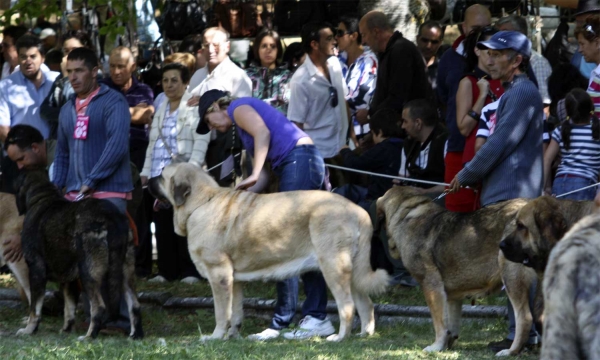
[477, 31, 531, 58]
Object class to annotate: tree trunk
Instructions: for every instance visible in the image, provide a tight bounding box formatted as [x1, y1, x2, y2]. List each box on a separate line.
[359, 0, 430, 41]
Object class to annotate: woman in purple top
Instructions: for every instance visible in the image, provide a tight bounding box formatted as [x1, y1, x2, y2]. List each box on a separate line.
[197, 89, 325, 192]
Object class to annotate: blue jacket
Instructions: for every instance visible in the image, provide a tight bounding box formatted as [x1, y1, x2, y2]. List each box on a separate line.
[457, 74, 543, 206]
[53, 84, 133, 193]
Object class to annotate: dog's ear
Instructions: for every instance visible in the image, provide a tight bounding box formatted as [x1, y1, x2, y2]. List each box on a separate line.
[534, 206, 567, 247]
[172, 175, 191, 207]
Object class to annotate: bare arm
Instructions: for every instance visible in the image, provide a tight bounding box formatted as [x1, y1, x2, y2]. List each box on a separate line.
[0, 125, 9, 143]
[543, 139, 559, 193]
[456, 78, 485, 137]
[232, 105, 271, 190]
[130, 104, 155, 125]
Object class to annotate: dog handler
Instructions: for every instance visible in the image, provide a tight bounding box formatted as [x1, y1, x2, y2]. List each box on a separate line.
[196, 89, 335, 340]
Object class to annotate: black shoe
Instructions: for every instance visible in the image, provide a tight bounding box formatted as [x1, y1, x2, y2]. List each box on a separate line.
[488, 338, 513, 352]
[0, 265, 9, 274]
[488, 338, 538, 353]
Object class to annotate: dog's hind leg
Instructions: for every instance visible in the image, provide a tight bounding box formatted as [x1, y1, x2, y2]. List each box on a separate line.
[203, 260, 234, 340]
[319, 250, 354, 342]
[16, 262, 46, 336]
[60, 282, 77, 333]
[421, 270, 452, 352]
[351, 283, 375, 337]
[446, 299, 462, 349]
[79, 286, 106, 341]
[227, 281, 244, 339]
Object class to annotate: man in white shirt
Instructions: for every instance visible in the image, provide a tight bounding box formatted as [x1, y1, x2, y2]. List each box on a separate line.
[248, 22, 347, 342]
[0, 35, 60, 193]
[187, 27, 252, 186]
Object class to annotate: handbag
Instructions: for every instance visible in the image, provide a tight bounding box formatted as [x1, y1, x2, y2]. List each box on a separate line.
[160, 0, 207, 40]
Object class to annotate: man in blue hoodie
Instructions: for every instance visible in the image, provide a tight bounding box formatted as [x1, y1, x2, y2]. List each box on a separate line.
[53, 47, 133, 214]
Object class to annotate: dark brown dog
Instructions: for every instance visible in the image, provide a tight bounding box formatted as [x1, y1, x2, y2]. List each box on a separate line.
[14, 169, 143, 340]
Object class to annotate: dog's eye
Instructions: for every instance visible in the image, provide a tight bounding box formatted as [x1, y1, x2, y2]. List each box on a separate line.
[516, 222, 526, 231]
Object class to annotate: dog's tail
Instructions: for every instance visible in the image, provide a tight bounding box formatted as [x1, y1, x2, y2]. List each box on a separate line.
[105, 211, 129, 319]
[352, 213, 391, 295]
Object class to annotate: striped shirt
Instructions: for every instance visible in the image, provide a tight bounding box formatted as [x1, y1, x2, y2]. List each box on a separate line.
[477, 97, 550, 143]
[587, 63, 600, 117]
[551, 124, 600, 182]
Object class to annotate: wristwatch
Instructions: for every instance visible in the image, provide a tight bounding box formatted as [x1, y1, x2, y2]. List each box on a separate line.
[467, 110, 480, 121]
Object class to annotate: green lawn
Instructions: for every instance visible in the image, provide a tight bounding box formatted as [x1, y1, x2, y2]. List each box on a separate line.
[0, 275, 538, 359]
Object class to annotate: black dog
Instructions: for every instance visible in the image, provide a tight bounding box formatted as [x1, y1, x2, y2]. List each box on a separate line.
[14, 169, 143, 339]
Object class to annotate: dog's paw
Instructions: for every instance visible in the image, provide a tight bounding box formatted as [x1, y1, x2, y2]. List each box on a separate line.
[200, 335, 220, 342]
[423, 343, 445, 352]
[326, 334, 343, 342]
[16, 328, 33, 336]
[495, 349, 513, 357]
[77, 335, 92, 342]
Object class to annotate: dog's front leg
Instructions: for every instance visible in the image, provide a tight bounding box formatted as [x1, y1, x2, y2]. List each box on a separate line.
[203, 262, 234, 341]
[227, 281, 244, 339]
[16, 260, 46, 336]
[445, 299, 462, 349]
[497, 283, 533, 356]
[421, 270, 452, 352]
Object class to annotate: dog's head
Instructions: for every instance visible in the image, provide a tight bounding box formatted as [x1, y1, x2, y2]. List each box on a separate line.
[148, 163, 219, 236]
[376, 186, 436, 259]
[500, 196, 568, 272]
[13, 169, 54, 215]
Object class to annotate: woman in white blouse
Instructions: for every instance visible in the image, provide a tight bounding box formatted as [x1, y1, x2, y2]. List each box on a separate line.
[140, 62, 210, 284]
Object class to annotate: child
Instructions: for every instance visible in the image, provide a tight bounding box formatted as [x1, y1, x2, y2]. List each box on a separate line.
[543, 88, 600, 200]
[334, 108, 402, 211]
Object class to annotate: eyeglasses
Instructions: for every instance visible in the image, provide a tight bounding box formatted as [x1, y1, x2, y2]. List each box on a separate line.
[418, 37, 440, 45]
[336, 29, 351, 37]
[202, 42, 222, 50]
[585, 24, 597, 38]
[329, 86, 338, 107]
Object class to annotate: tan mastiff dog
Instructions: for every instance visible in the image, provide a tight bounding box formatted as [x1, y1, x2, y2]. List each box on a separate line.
[499, 196, 595, 275]
[377, 186, 537, 356]
[0, 192, 30, 304]
[148, 163, 390, 341]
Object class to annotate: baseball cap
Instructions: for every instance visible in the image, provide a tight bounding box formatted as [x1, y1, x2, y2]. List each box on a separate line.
[477, 30, 531, 58]
[39, 28, 56, 40]
[196, 89, 228, 135]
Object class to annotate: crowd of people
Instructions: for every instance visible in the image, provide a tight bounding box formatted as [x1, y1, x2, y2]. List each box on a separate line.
[1, 0, 600, 350]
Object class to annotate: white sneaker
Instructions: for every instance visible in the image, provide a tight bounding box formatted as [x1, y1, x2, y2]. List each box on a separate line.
[247, 328, 280, 341]
[282, 316, 335, 340]
[180, 276, 200, 284]
[148, 275, 167, 283]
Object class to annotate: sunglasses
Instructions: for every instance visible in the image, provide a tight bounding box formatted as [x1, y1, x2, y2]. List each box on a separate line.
[419, 37, 440, 45]
[329, 86, 338, 108]
[335, 29, 351, 37]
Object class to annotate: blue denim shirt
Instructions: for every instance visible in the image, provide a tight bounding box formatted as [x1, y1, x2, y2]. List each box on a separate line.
[0, 67, 60, 138]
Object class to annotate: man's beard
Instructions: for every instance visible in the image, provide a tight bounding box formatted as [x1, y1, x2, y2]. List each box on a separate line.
[23, 68, 41, 80]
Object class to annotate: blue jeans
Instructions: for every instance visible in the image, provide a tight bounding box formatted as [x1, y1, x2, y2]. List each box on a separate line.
[270, 145, 328, 329]
[333, 184, 371, 212]
[552, 174, 596, 201]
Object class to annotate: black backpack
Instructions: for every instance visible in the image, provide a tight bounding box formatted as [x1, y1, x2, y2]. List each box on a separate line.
[160, 0, 207, 40]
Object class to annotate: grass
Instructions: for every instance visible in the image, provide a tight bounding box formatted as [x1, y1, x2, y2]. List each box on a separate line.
[0, 274, 536, 359]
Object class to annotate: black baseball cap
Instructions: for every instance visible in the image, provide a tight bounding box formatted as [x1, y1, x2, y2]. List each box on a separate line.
[196, 89, 228, 135]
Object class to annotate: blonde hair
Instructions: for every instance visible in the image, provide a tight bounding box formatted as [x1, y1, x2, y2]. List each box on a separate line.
[207, 94, 238, 114]
[164, 52, 196, 75]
